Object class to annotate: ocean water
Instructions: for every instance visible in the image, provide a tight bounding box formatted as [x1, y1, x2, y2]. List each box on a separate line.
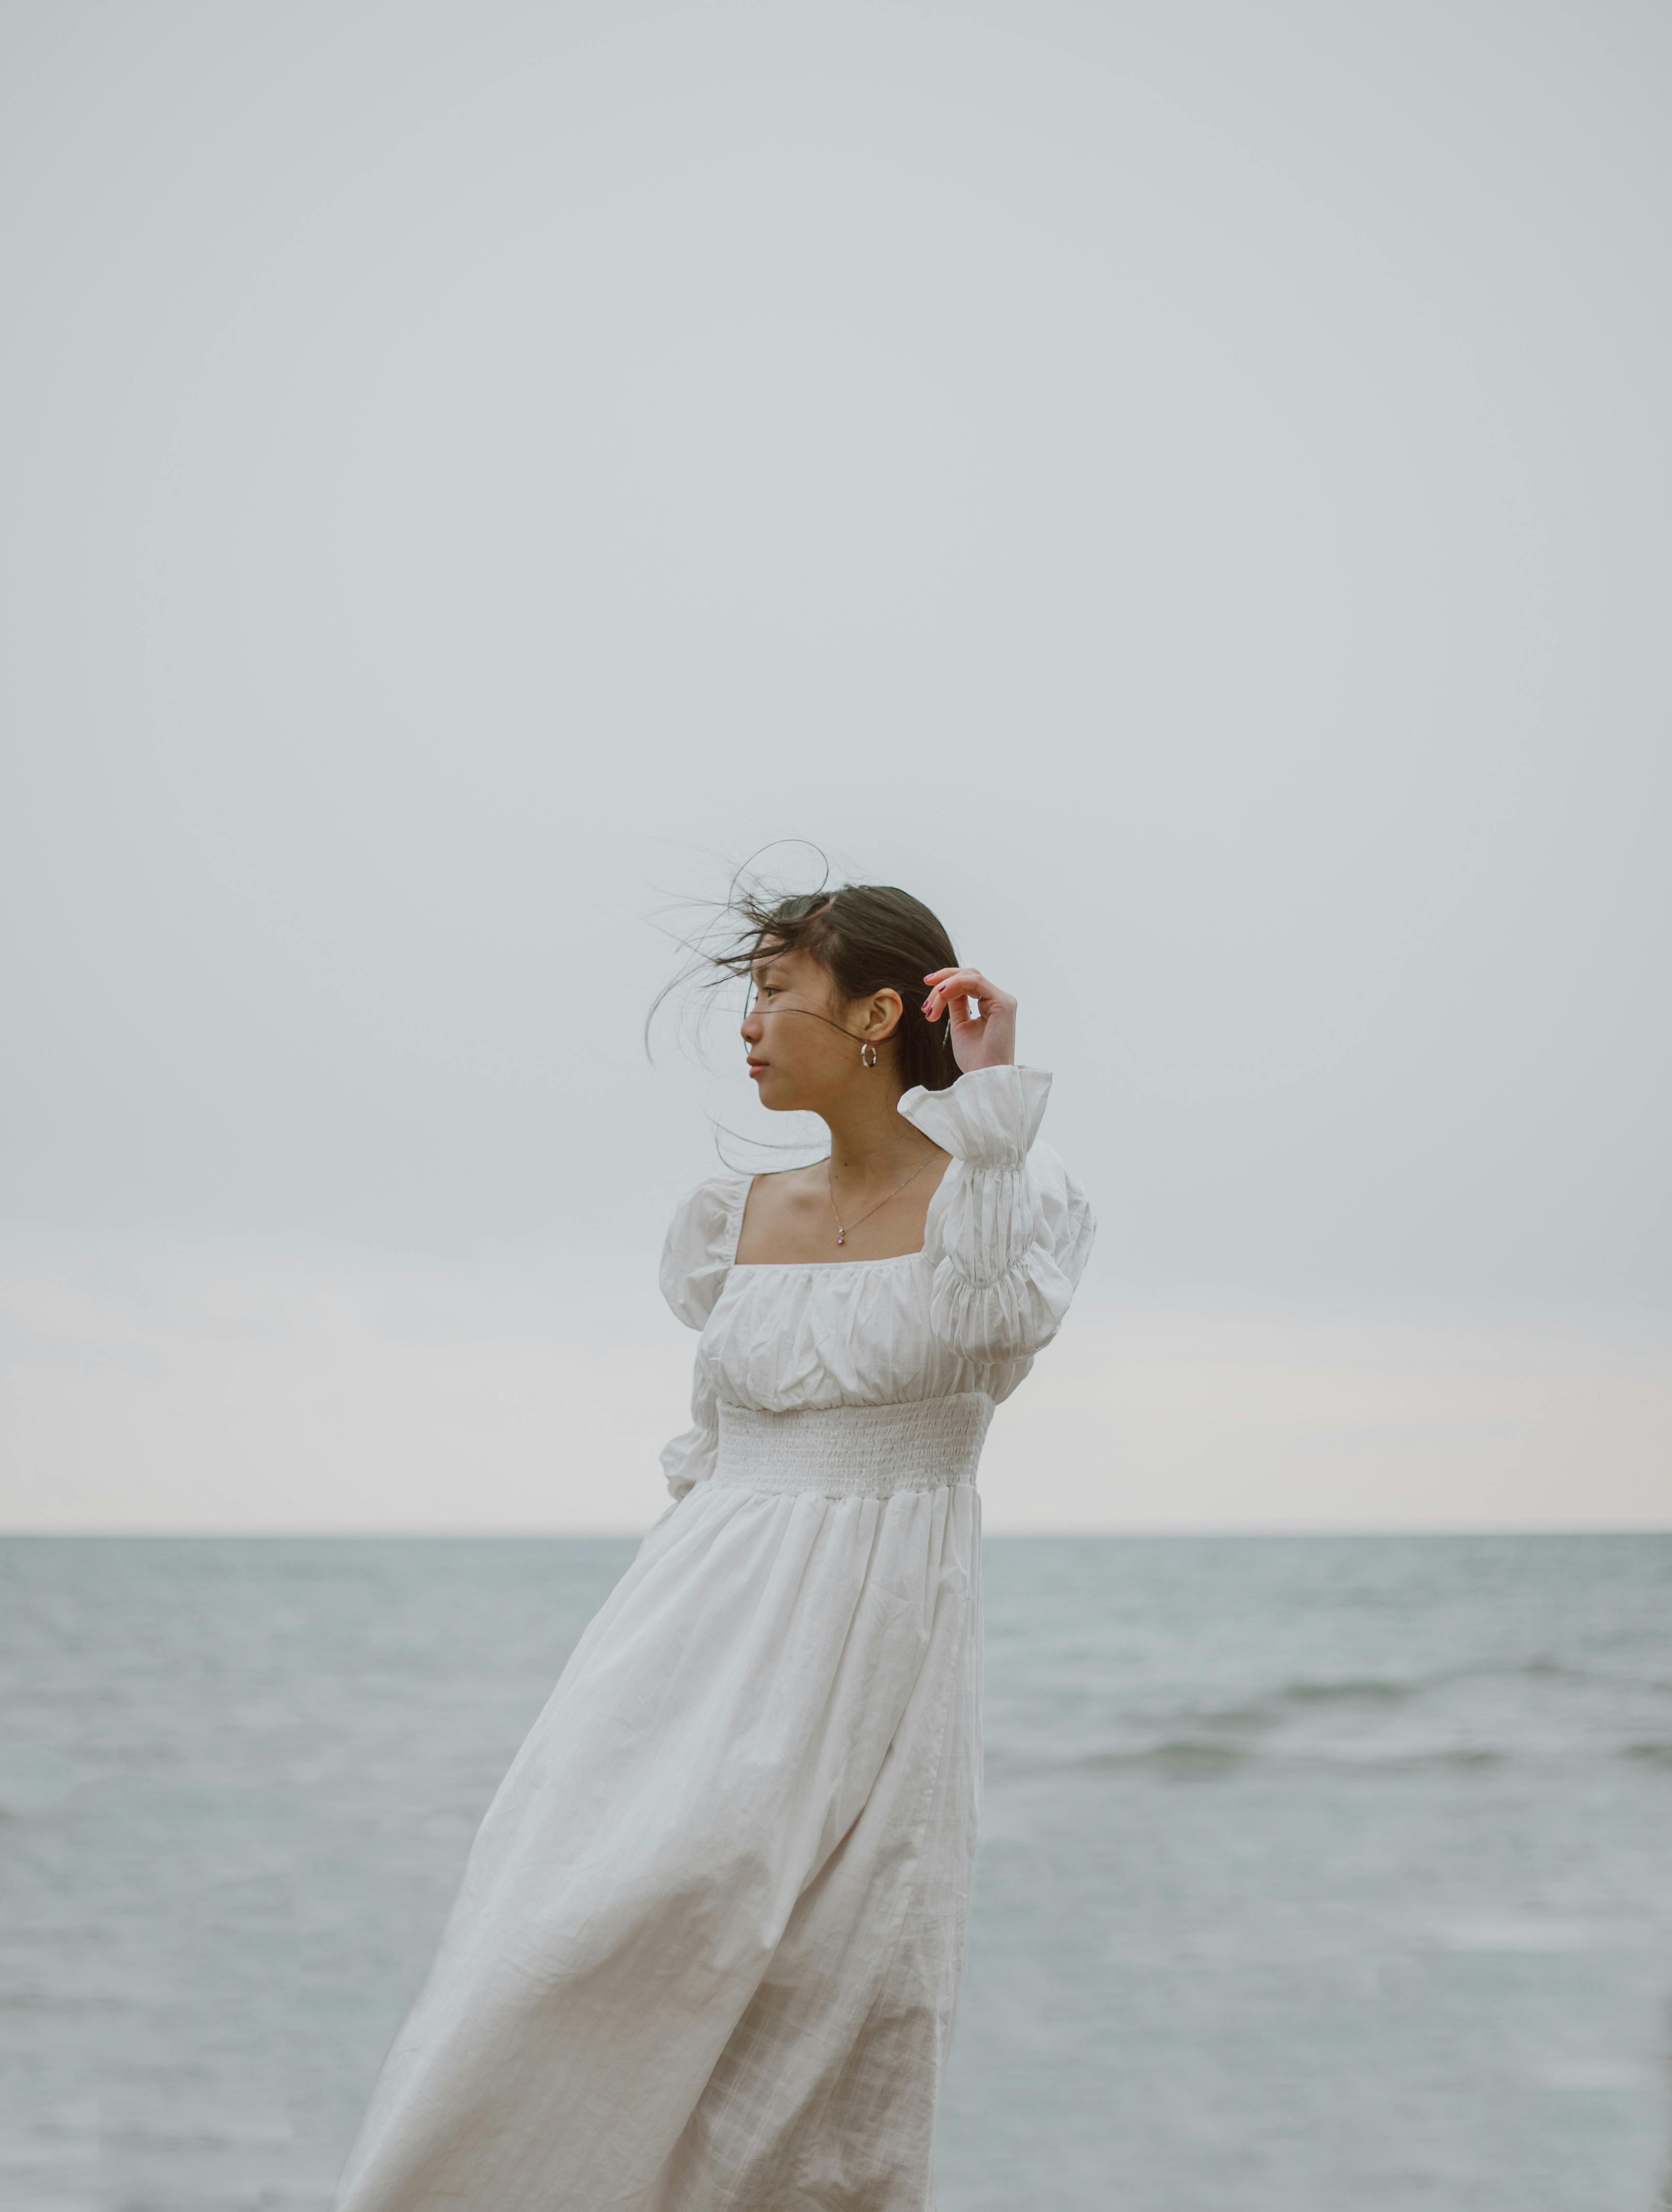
[1, 1534, 1669, 2212]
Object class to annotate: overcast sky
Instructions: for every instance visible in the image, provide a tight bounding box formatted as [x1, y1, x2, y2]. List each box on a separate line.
[2, 2, 1668, 1529]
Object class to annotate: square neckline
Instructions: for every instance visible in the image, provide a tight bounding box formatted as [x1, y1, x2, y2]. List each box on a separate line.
[724, 1167, 935, 1273]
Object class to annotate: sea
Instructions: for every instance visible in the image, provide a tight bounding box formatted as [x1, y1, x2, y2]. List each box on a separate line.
[2, 1534, 1669, 2212]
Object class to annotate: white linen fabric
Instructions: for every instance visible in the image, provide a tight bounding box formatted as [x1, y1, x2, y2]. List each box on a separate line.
[331, 1064, 1094, 2212]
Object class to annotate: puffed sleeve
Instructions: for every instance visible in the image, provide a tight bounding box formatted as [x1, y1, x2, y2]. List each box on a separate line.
[658, 1173, 747, 1330]
[657, 1173, 747, 1501]
[896, 1064, 1095, 1364]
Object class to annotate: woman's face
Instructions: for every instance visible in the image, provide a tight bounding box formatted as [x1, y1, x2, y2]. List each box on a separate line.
[740, 945, 895, 1113]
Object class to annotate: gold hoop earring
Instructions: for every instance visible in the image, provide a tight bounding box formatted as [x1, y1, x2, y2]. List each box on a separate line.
[860, 1041, 879, 1068]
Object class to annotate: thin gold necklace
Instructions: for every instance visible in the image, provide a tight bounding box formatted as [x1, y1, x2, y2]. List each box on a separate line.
[826, 1151, 935, 1247]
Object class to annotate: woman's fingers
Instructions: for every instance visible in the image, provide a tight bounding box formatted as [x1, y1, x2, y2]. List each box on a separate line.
[921, 966, 1018, 1071]
[921, 967, 1014, 1022]
[924, 973, 983, 1020]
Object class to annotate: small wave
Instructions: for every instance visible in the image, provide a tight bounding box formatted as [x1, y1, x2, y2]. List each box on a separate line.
[1399, 1747, 1506, 1770]
[988, 1740, 1510, 1780]
[1621, 1741, 1672, 1768]
[1080, 1740, 1251, 1777]
[1486, 1656, 1672, 1693]
[1511, 1655, 1648, 1687]
[1278, 1677, 1414, 1705]
[1170, 1701, 1279, 1734]
[100, 2122, 294, 2151]
[1276, 1657, 1666, 1705]
[1027, 1661, 1670, 1760]
[983, 1739, 1252, 1780]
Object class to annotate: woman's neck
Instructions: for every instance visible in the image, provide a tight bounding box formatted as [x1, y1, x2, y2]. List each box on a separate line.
[819, 1082, 939, 1183]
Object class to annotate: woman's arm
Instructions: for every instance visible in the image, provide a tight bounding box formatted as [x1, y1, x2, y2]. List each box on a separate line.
[902, 967, 1095, 1363]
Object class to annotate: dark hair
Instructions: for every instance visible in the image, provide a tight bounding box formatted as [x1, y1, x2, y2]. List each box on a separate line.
[651, 864, 961, 1094]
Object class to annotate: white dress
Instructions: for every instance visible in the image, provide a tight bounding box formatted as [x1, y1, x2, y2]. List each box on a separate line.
[332, 1063, 1094, 2212]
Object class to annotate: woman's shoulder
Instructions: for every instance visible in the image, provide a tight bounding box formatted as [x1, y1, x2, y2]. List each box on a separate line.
[658, 1170, 752, 1330]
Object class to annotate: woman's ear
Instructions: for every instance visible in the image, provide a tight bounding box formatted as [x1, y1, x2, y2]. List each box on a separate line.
[863, 987, 905, 1043]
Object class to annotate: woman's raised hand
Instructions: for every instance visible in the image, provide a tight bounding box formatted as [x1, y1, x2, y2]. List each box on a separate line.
[921, 968, 1016, 1072]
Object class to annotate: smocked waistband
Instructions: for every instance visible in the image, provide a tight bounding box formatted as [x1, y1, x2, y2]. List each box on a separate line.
[711, 1393, 994, 1500]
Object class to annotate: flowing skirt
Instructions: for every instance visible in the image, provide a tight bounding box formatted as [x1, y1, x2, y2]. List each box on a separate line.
[331, 1394, 992, 2212]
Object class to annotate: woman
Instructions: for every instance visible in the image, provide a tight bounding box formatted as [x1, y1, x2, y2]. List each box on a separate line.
[332, 880, 1094, 2212]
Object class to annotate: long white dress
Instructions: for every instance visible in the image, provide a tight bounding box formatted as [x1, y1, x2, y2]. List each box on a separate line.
[331, 1062, 1094, 2212]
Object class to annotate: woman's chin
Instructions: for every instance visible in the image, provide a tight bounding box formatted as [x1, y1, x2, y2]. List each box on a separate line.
[753, 1075, 807, 1113]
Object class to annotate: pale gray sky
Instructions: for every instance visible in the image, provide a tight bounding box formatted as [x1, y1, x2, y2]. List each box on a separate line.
[2, 3, 1669, 1529]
